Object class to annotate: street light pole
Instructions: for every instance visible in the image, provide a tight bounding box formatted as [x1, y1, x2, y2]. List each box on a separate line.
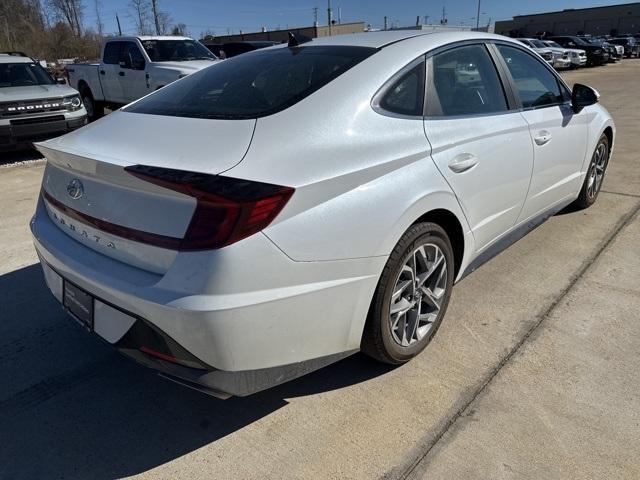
[475, 0, 481, 30]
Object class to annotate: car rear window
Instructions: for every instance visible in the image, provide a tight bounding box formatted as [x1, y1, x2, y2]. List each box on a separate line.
[126, 45, 376, 119]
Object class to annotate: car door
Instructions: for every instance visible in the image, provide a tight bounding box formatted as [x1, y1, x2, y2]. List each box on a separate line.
[423, 43, 534, 252]
[119, 41, 150, 103]
[494, 43, 588, 221]
[100, 41, 126, 103]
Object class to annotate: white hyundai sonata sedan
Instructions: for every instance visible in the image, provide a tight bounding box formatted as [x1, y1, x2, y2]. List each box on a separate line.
[31, 31, 614, 398]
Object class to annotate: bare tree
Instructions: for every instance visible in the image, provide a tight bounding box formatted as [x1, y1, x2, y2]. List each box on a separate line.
[129, 0, 151, 35]
[0, 0, 101, 62]
[157, 11, 172, 35]
[170, 22, 187, 36]
[48, 0, 83, 36]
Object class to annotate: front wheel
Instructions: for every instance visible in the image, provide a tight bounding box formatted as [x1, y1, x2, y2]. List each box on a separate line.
[573, 133, 610, 209]
[361, 222, 454, 364]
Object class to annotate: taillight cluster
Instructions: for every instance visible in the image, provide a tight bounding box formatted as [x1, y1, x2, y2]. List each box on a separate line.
[125, 165, 294, 251]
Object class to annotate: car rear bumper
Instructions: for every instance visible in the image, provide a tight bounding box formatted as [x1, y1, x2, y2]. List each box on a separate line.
[30, 196, 383, 396]
[0, 111, 87, 149]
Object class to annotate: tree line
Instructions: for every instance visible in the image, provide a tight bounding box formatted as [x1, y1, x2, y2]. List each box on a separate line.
[0, 0, 188, 63]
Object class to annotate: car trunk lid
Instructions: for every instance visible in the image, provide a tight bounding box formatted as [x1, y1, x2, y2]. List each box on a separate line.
[36, 111, 257, 273]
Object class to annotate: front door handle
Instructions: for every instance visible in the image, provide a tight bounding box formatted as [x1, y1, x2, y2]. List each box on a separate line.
[118, 71, 125, 77]
[448, 153, 478, 173]
[534, 130, 552, 146]
[99, 70, 105, 75]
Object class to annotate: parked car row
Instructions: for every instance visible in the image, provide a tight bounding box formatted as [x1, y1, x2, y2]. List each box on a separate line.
[514, 34, 639, 70]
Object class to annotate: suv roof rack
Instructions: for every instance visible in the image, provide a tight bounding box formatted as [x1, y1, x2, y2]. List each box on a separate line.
[0, 51, 29, 57]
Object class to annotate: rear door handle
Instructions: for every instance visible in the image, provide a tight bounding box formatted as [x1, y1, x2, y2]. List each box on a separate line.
[118, 71, 125, 77]
[534, 130, 552, 146]
[99, 70, 105, 75]
[448, 153, 478, 173]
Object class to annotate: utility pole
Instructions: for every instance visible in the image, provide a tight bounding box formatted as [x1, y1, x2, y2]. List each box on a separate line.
[441, 6, 447, 24]
[116, 13, 122, 36]
[475, 0, 481, 29]
[313, 6, 318, 26]
[338, 5, 342, 24]
[383, 16, 388, 30]
[151, 0, 161, 35]
[327, 0, 332, 34]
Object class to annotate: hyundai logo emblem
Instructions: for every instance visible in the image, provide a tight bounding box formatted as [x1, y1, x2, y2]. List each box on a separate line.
[66, 179, 84, 200]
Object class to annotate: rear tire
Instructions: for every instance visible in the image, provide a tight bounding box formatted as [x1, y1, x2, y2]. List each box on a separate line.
[361, 222, 454, 365]
[573, 133, 609, 209]
[80, 85, 104, 121]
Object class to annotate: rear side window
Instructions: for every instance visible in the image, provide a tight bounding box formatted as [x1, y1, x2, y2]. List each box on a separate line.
[104, 42, 123, 64]
[497, 45, 563, 109]
[126, 45, 376, 119]
[378, 60, 425, 116]
[427, 44, 508, 117]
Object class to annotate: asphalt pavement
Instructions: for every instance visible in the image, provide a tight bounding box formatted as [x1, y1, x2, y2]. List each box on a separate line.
[0, 61, 638, 479]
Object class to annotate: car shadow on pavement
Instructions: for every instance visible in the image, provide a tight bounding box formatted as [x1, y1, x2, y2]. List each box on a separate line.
[0, 263, 394, 479]
[0, 148, 44, 167]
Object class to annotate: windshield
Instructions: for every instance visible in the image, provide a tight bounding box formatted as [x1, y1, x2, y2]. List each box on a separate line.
[126, 45, 376, 120]
[141, 39, 217, 62]
[0, 62, 54, 87]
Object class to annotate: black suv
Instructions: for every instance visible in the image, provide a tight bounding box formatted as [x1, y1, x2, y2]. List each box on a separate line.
[548, 36, 609, 66]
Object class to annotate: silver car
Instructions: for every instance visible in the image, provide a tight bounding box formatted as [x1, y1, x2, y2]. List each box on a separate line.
[0, 52, 87, 149]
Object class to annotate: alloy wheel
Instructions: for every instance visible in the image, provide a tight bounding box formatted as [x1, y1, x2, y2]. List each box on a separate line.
[586, 141, 608, 200]
[389, 243, 447, 347]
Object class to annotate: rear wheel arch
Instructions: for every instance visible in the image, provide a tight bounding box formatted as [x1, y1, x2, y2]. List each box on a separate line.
[603, 126, 613, 151]
[411, 209, 465, 278]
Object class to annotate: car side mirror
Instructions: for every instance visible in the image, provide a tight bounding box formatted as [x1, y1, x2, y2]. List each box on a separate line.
[572, 83, 600, 113]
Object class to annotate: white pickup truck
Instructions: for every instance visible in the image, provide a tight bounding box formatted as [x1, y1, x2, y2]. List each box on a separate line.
[67, 36, 220, 120]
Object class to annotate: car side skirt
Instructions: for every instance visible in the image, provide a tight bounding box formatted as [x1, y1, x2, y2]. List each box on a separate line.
[459, 195, 576, 280]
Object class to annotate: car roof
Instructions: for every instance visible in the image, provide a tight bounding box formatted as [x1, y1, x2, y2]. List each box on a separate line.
[306, 30, 509, 49]
[0, 54, 34, 64]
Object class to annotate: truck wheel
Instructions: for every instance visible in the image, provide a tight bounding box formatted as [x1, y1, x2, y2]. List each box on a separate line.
[80, 86, 104, 121]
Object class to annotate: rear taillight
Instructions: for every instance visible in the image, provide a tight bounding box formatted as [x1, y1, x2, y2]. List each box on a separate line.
[125, 165, 294, 251]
